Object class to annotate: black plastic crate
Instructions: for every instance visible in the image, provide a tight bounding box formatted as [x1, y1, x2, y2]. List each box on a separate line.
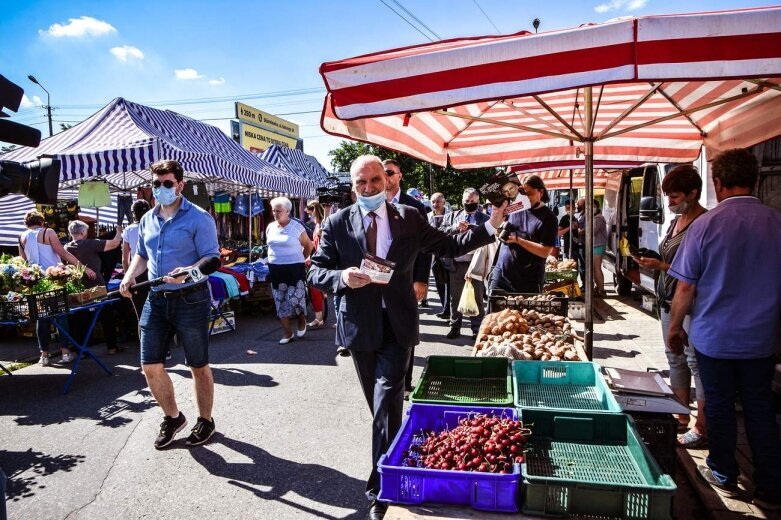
[0, 289, 69, 322]
[628, 412, 678, 476]
[488, 291, 568, 316]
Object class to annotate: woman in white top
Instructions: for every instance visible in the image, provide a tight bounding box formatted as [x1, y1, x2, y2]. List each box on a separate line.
[121, 200, 152, 318]
[266, 197, 313, 344]
[18, 210, 97, 366]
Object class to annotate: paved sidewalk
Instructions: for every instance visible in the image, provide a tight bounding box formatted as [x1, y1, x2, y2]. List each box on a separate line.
[0, 282, 767, 519]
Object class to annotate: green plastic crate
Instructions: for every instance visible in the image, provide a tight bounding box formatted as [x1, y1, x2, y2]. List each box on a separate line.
[410, 356, 513, 407]
[513, 361, 622, 413]
[521, 410, 676, 519]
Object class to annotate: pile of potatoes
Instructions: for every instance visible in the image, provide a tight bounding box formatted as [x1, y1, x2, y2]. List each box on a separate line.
[474, 308, 581, 361]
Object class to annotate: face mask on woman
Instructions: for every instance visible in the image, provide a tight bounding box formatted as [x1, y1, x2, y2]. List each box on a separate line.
[356, 191, 385, 212]
[669, 201, 689, 215]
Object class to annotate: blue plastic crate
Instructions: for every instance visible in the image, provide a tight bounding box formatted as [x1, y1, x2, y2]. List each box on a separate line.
[513, 360, 622, 413]
[378, 404, 522, 512]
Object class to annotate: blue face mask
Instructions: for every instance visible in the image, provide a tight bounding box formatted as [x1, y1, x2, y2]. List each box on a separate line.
[153, 186, 178, 206]
[356, 191, 385, 212]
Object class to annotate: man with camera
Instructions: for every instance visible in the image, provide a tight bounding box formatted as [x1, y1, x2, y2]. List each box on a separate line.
[440, 188, 489, 339]
[488, 175, 558, 294]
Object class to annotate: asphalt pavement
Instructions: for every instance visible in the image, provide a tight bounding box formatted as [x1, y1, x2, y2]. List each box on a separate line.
[0, 283, 702, 520]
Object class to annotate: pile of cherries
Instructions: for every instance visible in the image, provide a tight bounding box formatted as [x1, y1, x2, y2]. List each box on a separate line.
[401, 413, 531, 474]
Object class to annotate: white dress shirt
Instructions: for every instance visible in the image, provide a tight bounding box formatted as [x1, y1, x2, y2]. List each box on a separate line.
[358, 201, 392, 259]
[389, 188, 401, 205]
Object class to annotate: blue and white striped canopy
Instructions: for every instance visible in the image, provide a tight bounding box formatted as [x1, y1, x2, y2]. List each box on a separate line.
[260, 144, 331, 187]
[1, 97, 316, 197]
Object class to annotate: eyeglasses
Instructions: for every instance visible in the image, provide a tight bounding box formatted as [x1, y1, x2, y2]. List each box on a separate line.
[152, 180, 177, 189]
[384, 169, 399, 176]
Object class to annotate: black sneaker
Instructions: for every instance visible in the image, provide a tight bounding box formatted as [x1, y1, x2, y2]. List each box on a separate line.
[446, 328, 461, 340]
[154, 413, 187, 450]
[336, 346, 351, 357]
[185, 417, 216, 447]
[419, 299, 429, 308]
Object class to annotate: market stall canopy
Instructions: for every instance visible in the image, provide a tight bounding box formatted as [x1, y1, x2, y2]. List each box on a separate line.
[260, 144, 331, 186]
[509, 161, 642, 190]
[319, 6, 781, 169]
[1, 97, 316, 197]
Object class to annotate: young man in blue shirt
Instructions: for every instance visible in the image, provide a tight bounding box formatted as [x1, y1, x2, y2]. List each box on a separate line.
[668, 148, 781, 507]
[120, 160, 220, 449]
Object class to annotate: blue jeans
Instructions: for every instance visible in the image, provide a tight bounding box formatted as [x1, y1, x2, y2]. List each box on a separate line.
[36, 315, 70, 353]
[139, 286, 211, 367]
[695, 349, 781, 494]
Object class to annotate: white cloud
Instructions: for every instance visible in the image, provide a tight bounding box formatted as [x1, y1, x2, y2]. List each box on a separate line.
[110, 45, 144, 62]
[208, 77, 226, 86]
[19, 95, 43, 109]
[174, 68, 204, 80]
[594, 0, 647, 13]
[39, 16, 117, 38]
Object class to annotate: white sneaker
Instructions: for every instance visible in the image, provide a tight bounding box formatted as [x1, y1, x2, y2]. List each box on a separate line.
[38, 355, 51, 367]
[61, 352, 76, 363]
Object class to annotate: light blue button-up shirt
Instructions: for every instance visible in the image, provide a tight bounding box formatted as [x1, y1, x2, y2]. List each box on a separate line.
[136, 196, 219, 291]
[668, 196, 781, 359]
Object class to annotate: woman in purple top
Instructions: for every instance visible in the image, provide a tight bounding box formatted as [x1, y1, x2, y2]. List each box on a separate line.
[635, 165, 708, 447]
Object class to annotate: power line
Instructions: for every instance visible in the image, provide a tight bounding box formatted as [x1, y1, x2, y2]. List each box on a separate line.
[378, 0, 434, 42]
[390, 0, 441, 40]
[472, 0, 501, 33]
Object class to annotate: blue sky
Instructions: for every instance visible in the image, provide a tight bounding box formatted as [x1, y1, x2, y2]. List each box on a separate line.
[1, 0, 774, 169]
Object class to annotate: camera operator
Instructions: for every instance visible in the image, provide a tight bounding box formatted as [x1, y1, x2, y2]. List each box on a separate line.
[489, 175, 558, 294]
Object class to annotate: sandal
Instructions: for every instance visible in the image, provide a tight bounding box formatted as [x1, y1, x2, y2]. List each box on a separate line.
[307, 319, 324, 328]
[677, 429, 708, 449]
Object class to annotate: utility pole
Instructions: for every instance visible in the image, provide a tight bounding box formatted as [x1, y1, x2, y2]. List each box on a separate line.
[27, 74, 52, 137]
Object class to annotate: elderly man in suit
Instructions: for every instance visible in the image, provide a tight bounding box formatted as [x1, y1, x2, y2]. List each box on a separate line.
[309, 155, 506, 520]
[382, 158, 432, 393]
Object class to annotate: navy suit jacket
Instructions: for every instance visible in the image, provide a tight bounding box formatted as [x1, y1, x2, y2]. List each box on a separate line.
[396, 192, 431, 284]
[308, 202, 494, 351]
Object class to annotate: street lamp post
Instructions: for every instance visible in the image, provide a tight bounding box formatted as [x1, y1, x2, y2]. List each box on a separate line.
[27, 74, 52, 138]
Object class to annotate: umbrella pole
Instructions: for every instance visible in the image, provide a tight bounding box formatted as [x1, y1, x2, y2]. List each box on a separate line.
[569, 169, 574, 258]
[248, 189, 253, 261]
[584, 87, 594, 361]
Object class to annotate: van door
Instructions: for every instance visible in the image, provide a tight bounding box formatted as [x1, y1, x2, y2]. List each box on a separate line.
[638, 165, 664, 292]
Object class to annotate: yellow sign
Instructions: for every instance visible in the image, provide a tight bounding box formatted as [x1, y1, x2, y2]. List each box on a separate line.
[240, 122, 299, 153]
[235, 102, 299, 138]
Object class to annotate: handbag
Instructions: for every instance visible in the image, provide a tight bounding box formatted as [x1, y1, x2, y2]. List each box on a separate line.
[457, 279, 480, 317]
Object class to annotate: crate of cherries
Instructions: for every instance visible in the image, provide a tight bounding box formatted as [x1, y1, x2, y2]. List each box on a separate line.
[378, 404, 531, 512]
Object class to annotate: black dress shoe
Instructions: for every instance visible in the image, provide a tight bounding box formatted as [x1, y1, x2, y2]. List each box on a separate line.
[446, 328, 461, 340]
[336, 346, 351, 357]
[419, 299, 429, 307]
[435, 311, 450, 319]
[369, 500, 388, 520]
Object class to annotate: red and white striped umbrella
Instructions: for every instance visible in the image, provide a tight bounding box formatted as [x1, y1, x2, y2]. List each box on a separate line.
[320, 5, 781, 169]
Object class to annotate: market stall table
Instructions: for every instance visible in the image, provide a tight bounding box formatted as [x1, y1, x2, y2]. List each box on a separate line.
[51, 299, 117, 394]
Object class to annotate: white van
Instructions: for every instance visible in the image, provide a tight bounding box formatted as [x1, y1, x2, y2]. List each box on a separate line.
[602, 153, 715, 295]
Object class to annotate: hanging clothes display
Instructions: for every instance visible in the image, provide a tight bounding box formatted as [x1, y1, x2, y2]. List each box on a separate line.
[116, 194, 134, 225]
[183, 181, 210, 210]
[78, 180, 111, 208]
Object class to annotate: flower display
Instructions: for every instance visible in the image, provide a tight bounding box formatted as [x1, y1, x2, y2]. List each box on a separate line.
[0, 255, 85, 295]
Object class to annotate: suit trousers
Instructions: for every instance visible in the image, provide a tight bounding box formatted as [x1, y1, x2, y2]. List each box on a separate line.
[350, 311, 411, 500]
[448, 261, 484, 332]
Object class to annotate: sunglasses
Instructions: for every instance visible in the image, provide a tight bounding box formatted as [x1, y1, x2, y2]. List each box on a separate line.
[152, 180, 177, 189]
[384, 169, 399, 176]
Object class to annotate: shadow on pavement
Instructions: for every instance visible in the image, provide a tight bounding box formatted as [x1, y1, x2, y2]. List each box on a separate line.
[0, 449, 86, 502]
[189, 434, 365, 519]
[166, 367, 279, 388]
[0, 364, 155, 428]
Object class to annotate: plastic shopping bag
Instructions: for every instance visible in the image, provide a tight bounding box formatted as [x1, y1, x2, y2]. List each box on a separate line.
[457, 279, 480, 317]
[619, 235, 631, 257]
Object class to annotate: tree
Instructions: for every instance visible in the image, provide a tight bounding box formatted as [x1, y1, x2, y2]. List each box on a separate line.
[328, 140, 500, 207]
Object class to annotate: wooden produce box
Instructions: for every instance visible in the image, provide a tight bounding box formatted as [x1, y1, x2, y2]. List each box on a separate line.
[67, 286, 107, 306]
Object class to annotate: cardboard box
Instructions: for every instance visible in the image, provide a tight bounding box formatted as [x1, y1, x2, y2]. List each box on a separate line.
[568, 301, 585, 320]
[68, 286, 107, 306]
[641, 295, 656, 313]
[210, 311, 236, 335]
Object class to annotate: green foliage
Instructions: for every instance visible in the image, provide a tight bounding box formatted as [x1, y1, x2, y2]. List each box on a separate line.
[328, 140, 501, 207]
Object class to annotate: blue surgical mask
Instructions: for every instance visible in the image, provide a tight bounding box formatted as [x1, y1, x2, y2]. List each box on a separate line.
[153, 186, 178, 206]
[356, 191, 385, 212]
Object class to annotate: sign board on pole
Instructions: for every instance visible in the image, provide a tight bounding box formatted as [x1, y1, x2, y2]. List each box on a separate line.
[235, 102, 299, 138]
[239, 122, 299, 153]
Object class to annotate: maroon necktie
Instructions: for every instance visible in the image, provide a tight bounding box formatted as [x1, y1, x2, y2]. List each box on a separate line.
[366, 212, 378, 255]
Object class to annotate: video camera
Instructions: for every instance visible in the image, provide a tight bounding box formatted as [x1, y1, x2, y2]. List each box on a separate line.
[316, 180, 353, 206]
[1, 74, 60, 204]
